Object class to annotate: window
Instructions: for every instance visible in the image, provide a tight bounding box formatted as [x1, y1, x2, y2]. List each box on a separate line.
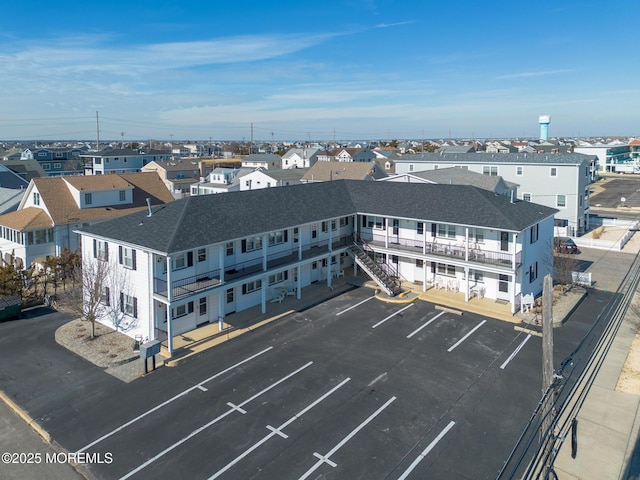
[226, 242, 234, 256]
[499, 274, 509, 292]
[557, 195, 566, 208]
[530, 224, 539, 244]
[243, 236, 262, 252]
[339, 217, 348, 227]
[437, 263, 456, 276]
[416, 258, 423, 268]
[42, 163, 51, 170]
[529, 262, 538, 283]
[174, 301, 194, 318]
[523, 193, 531, 202]
[311, 224, 317, 239]
[54, 162, 61, 169]
[293, 227, 299, 243]
[121, 294, 138, 318]
[242, 280, 262, 294]
[550, 167, 557, 177]
[321, 221, 328, 233]
[95, 158, 102, 165]
[101, 286, 110, 306]
[226, 288, 234, 304]
[331, 220, 337, 231]
[199, 297, 207, 316]
[33, 192, 40, 205]
[516, 166, 523, 176]
[417, 222, 424, 235]
[119, 246, 136, 269]
[85, 193, 93, 205]
[483, 165, 498, 176]
[367, 216, 384, 229]
[437, 224, 456, 238]
[119, 190, 126, 201]
[409, 164, 414, 172]
[473, 271, 484, 283]
[94, 239, 109, 261]
[471, 228, 484, 243]
[173, 251, 193, 270]
[268, 230, 285, 246]
[268, 271, 288, 285]
[197, 248, 206, 262]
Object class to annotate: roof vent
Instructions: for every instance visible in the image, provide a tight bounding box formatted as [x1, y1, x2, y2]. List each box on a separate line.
[146, 197, 152, 217]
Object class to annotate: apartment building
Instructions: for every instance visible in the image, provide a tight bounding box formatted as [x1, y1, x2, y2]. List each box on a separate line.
[77, 180, 556, 353]
[395, 152, 594, 236]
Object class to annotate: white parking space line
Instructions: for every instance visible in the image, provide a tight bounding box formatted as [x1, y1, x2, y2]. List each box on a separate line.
[397, 421, 456, 480]
[372, 304, 414, 329]
[119, 361, 313, 480]
[298, 396, 397, 480]
[406, 311, 445, 339]
[336, 296, 375, 316]
[447, 320, 487, 352]
[77, 346, 273, 454]
[500, 334, 532, 370]
[207, 377, 351, 480]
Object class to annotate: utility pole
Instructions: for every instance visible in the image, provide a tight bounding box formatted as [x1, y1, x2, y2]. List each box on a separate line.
[541, 273, 556, 476]
[95, 111, 100, 151]
[121, 131, 125, 149]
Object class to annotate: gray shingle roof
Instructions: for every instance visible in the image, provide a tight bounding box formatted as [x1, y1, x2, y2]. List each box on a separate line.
[397, 152, 594, 165]
[79, 180, 557, 254]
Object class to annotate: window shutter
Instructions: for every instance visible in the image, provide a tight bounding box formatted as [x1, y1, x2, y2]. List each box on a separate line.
[119, 246, 123, 264]
[284, 270, 288, 280]
[283, 230, 288, 242]
[104, 243, 109, 261]
[362, 215, 366, 228]
[431, 223, 437, 236]
[431, 262, 436, 274]
[93, 239, 97, 258]
[120, 292, 124, 313]
[105, 287, 110, 306]
[242, 284, 247, 295]
[187, 251, 193, 267]
[241, 239, 247, 253]
[132, 250, 136, 270]
[188, 301, 194, 314]
[133, 297, 138, 318]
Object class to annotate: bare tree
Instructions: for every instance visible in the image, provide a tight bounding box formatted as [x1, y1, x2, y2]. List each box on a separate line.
[58, 257, 111, 339]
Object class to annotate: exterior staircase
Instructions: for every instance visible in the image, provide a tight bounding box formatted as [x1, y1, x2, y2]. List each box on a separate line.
[347, 236, 403, 297]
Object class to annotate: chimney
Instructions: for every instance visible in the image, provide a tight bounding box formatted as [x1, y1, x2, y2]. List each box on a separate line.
[146, 197, 152, 217]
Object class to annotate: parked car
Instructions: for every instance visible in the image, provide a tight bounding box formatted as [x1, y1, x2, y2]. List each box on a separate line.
[554, 237, 578, 254]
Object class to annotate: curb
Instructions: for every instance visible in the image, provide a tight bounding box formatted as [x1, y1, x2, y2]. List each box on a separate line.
[0, 390, 50, 443]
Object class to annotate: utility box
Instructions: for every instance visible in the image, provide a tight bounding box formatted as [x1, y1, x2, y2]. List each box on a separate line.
[139, 340, 161, 359]
[0, 296, 22, 322]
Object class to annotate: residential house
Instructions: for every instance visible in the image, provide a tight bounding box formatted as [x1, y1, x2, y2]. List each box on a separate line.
[281, 147, 321, 169]
[81, 148, 172, 175]
[241, 153, 283, 170]
[0, 172, 174, 269]
[381, 167, 518, 197]
[300, 161, 387, 183]
[574, 142, 632, 174]
[630, 139, 640, 165]
[77, 180, 556, 351]
[141, 160, 201, 195]
[190, 167, 252, 195]
[395, 152, 594, 236]
[22, 147, 85, 161]
[238, 168, 307, 191]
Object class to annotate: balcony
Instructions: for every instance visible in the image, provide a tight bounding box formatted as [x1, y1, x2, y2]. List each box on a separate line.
[153, 235, 350, 300]
[367, 235, 521, 269]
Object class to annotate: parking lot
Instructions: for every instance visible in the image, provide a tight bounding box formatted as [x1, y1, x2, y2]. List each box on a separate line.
[6, 288, 594, 480]
[0, 282, 613, 480]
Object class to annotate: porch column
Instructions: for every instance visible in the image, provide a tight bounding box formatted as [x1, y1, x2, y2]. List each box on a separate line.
[218, 291, 225, 331]
[384, 218, 389, 248]
[422, 260, 427, 292]
[327, 256, 333, 289]
[262, 234, 268, 271]
[261, 274, 267, 314]
[166, 256, 173, 355]
[465, 227, 469, 261]
[423, 222, 427, 255]
[464, 266, 470, 302]
[510, 274, 517, 314]
[298, 230, 302, 260]
[511, 233, 517, 269]
[219, 246, 225, 283]
[296, 265, 302, 300]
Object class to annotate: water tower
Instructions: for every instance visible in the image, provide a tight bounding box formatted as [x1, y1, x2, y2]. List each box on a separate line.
[539, 115, 550, 141]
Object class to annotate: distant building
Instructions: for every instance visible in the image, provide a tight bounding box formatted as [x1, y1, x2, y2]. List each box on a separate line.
[301, 161, 387, 183]
[80, 148, 172, 175]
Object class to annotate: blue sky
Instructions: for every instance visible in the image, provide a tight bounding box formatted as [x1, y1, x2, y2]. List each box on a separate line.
[1, 1, 638, 142]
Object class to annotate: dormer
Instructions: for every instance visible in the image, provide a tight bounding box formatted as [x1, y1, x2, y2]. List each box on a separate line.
[63, 177, 134, 209]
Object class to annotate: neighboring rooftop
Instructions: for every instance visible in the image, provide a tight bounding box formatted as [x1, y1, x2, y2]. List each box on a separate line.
[79, 179, 558, 254]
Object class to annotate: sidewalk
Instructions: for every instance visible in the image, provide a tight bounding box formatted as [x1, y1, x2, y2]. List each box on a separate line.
[554, 310, 640, 479]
